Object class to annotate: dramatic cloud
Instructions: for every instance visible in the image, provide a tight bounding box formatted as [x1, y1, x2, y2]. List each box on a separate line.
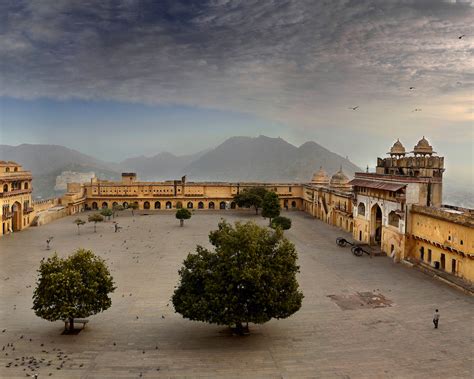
[1, 0, 473, 182]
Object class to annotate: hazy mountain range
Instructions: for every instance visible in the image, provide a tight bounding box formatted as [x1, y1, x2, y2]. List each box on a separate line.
[0, 135, 359, 199]
[1, 135, 470, 208]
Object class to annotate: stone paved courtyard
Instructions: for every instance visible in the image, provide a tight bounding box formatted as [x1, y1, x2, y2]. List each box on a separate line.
[0, 210, 473, 378]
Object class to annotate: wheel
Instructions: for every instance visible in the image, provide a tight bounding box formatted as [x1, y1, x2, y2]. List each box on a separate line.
[352, 247, 363, 256]
[336, 238, 346, 247]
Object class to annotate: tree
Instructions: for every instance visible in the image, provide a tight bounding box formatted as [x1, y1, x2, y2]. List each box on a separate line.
[172, 220, 303, 335]
[32, 249, 115, 332]
[271, 216, 292, 230]
[233, 187, 268, 214]
[112, 204, 124, 218]
[261, 191, 281, 225]
[73, 218, 86, 235]
[176, 208, 191, 227]
[88, 213, 104, 233]
[100, 208, 113, 221]
[128, 202, 138, 216]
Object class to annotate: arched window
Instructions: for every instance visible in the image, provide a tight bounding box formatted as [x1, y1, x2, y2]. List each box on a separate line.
[291, 201, 297, 208]
[3, 184, 8, 192]
[388, 211, 400, 227]
[112, 202, 118, 208]
[198, 202, 204, 209]
[144, 201, 150, 209]
[14, 167, 18, 172]
[219, 201, 226, 209]
[357, 202, 365, 217]
[166, 201, 172, 209]
[102, 202, 108, 209]
[176, 201, 182, 209]
[5, 168, 10, 172]
[92, 202, 98, 210]
[123, 202, 129, 208]
[187, 202, 193, 209]
[24, 182, 29, 190]
[209, 201, 215, 209]
[155, 201, 161, 209]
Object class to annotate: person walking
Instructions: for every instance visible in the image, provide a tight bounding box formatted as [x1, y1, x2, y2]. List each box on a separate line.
[433, 309, 440, 329]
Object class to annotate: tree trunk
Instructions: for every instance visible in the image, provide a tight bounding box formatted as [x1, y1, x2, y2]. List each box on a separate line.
[180, 219, 184, 227]
[255, 207, 259, 215]
[269, 218, 272, 226]
[69, 317, 74, 331]
[234, 321, 249, 335]
[94, 223, 97, 233]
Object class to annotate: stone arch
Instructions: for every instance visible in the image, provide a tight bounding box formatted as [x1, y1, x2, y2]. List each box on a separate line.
[357, 202, 365, 217]
[11, 202, 22, 231]
[92, 202, 98, 210]
[198, 201, 204, 209]
[219, 201, 226, 209]
[291, 200, 297, 208]
[154, 201, 161, 209]
[144, 201, 150, 209]
[370, 203, 383, 245]
[230, 201, 236, 209]
[102, 202, 108, 209]
[187, 201, 193, 209]
[112, 202, 118, 208]
[176, 201, 183, 209]
[388, 211, 400, 227]
[209, 201, 215, 209]
[123, 202, 129, 209]
[166, 201, 172, 209]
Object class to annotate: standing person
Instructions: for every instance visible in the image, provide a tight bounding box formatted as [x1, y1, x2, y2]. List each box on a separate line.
[433, 309, 440, 329]
[114, 222, 119, 233]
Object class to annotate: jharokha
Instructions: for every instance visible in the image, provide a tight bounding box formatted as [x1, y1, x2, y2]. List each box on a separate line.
[1, 137, 473, 287]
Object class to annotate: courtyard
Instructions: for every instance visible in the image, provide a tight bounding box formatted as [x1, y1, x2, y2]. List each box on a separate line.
[0, 210, 472, 378]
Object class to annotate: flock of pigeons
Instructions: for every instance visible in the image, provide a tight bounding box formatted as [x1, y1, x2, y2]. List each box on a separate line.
[348, 34, 467, 113]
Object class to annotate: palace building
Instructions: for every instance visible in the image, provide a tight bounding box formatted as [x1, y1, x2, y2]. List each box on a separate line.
[1, 138, 473, 288]
[0, 161, 33, 235]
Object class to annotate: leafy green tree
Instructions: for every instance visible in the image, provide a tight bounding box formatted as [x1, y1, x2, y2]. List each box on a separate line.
[172, 220, 303, 335]
[233, 187, 268, 214]
[88, 213, 104, 233]
[112, 204, 124, 218]
[32, 249, 116, 332]
[176, 208, 191, 227]
[73, 218, 86, 235]
[271, 216, 292, 230]
[128, 202, 139, 216]
[261, 191, 281, 225]
[100, 208, 113, 221]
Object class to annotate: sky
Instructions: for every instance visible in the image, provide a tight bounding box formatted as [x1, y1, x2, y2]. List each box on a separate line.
[0, 0, 473, 186]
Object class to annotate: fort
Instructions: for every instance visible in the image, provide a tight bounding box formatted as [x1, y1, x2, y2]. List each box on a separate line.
[1, 137, 473, 288]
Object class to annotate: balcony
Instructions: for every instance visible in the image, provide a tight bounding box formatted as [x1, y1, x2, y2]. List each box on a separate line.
[2, 212, 13, 221]
[0, 189, 32, 198]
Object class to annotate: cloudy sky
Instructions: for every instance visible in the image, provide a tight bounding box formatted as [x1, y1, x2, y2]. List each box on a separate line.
[0, 0, 472, 185]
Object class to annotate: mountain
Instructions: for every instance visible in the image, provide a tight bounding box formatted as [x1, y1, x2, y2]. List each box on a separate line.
[0, 144, 120, 199]
[120, 150, 208, 180]
[183, 135, 360, 182]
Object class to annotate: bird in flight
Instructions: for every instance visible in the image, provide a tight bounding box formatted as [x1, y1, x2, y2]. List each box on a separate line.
[412, 108, 422, 112]
[458, 34, 465, 39]
[348, 106, 359, 111]
[409, 87, 415, 90]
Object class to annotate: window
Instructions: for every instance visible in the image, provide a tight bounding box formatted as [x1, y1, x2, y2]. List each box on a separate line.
[357, 203, 365, 217]
[420, 246, 424, 261]
[288, 186, 292, 192]
[388, 211, 400, 227]
[427, 249, 432, 263]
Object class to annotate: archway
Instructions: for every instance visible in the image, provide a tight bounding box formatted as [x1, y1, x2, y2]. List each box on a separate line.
[102, 202, 108, 209]
[123, 202, 129, 209]
[230, 202, 236, 209]
[209, 202, 215, 209]
[155, 201, 161, 209]
[176, 201, 183, 209]
[219, 201, 226, 209]
[291, 201, 297, 208]
[166, 201, 172, 209]
[112, 202, 118, 208]
[198, 202, 204, 209]
[357, 202, 365, 217]
[92, 202, 98, 210]
[370, 203, 383, 246]
[144, 201, 150, 210]
[187, 202, 193, 209]
[11, 202, 22, 232]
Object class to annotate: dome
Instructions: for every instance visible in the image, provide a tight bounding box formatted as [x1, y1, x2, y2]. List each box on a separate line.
[311, 166, 330, 185]
[413, 136, 434, 155]
[330, 167, 351, 190]
[388, 139, 406, 156]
